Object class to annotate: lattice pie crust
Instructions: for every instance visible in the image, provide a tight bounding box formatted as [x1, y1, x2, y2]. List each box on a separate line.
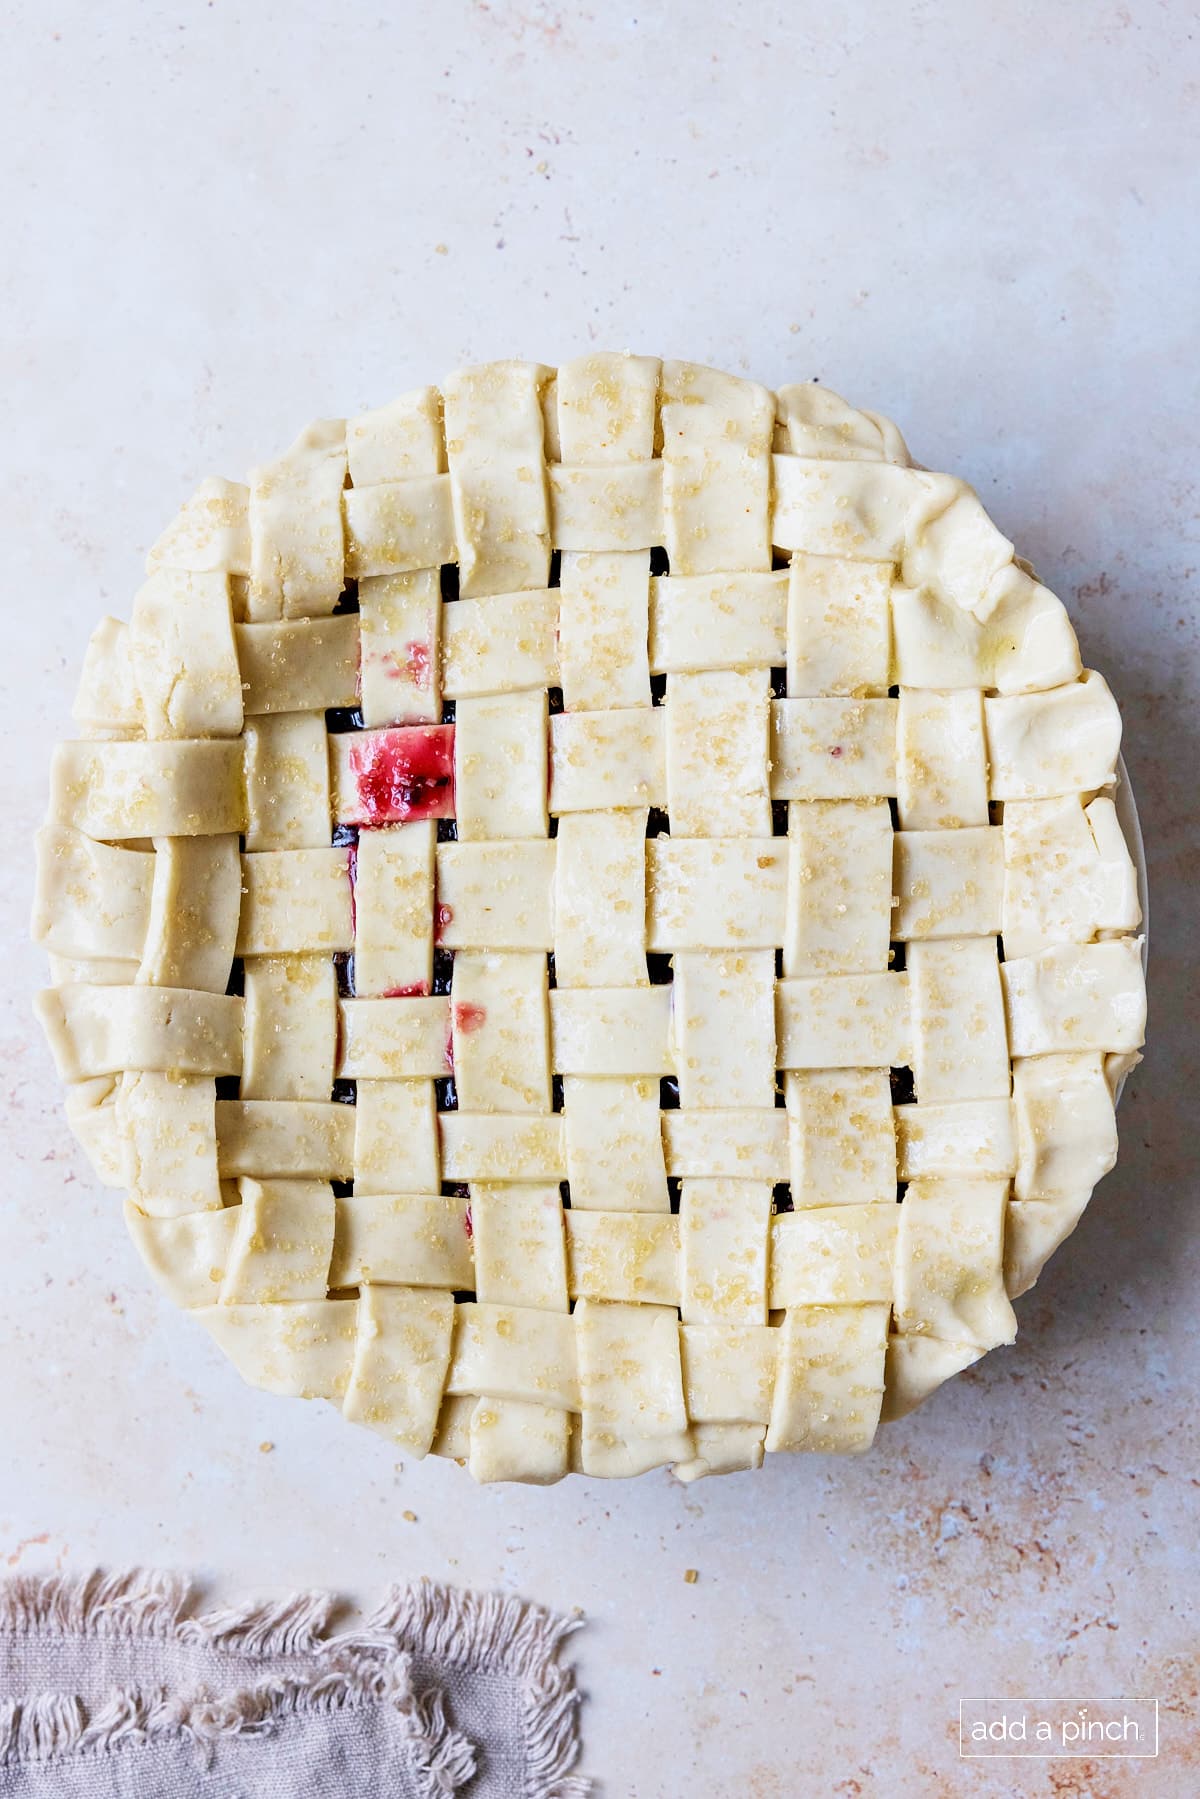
[33, 357, 1146, 1484]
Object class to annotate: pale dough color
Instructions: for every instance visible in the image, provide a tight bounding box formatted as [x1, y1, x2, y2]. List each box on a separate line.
[32, 355, 1146, 1485]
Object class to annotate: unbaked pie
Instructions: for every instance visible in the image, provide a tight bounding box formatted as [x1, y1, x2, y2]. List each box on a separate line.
[33, 356, 1147, 1484]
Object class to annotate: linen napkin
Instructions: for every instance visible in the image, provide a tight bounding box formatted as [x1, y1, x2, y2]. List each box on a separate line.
[0, 1570, 588, 1797]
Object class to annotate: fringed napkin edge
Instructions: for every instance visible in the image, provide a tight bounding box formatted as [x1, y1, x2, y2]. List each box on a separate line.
[0, 1569, 589, 1799]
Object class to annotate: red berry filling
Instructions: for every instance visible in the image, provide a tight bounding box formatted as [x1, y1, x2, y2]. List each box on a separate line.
[348, 725, 455, 827]
[383, 981, 430, 998]
[453, 1001, 487, 1036]
[405, 640, 432, 689]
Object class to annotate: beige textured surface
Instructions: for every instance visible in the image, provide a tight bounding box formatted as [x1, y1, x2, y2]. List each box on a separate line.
[1, 3, 1196, 1792]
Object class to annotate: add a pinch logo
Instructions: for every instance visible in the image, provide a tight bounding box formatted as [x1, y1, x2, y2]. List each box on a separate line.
[960, 1699, 1159, 1759]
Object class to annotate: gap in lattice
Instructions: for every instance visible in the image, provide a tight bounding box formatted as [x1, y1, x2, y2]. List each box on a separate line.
[649, 546, 670, 578]
[225, 957, 245, 998]
[890, 1066, 916, 1106]
[771, 800, 789, 838]
[435, 1075, 458, 1112]
[559, 1179, 572, 1208]
[441, 698, 457, 724]
[771, 548, 791, 571]
[887, 683, 899, 699]
[332, 578, 360, 616]
[988, 799, 1003, 826]
[215, 1075, 241, 1101]
[332, 821, 358, 850]
[889, 941, 906, 972]
[547, 686, 564, 716]
[770, 666, 788, 700]
[331, 1179, 354, 1198]
[646, 808, 670, 839]
[647, 953, 673, 986]
[667, 1176, 683, 1213]
[774, 947, 784, 980]
[548, 549, 562, 588]
[659, 1075, 680, 1110]
[995, 933, 1006, 964]
[551, 1074, 564, 1113]
[548, 813, 559, 838]
[433, 950, 455, 995]
[331, 1079, 357, 1106]
[774, 1070, 787, 1108]
[887, 797, 900, 831]
[436, 818, 458, 843]
[650, 673, 667, 706]
[772, 1182, 794, 1214]
[441, 1181, 470, 1199]
[334, 951, 356, 999]
[326, 706, 364, 735]
[897, 1182, 909, 1203]
[547, 953, 557, 990]
[440, 564, 459, 602]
